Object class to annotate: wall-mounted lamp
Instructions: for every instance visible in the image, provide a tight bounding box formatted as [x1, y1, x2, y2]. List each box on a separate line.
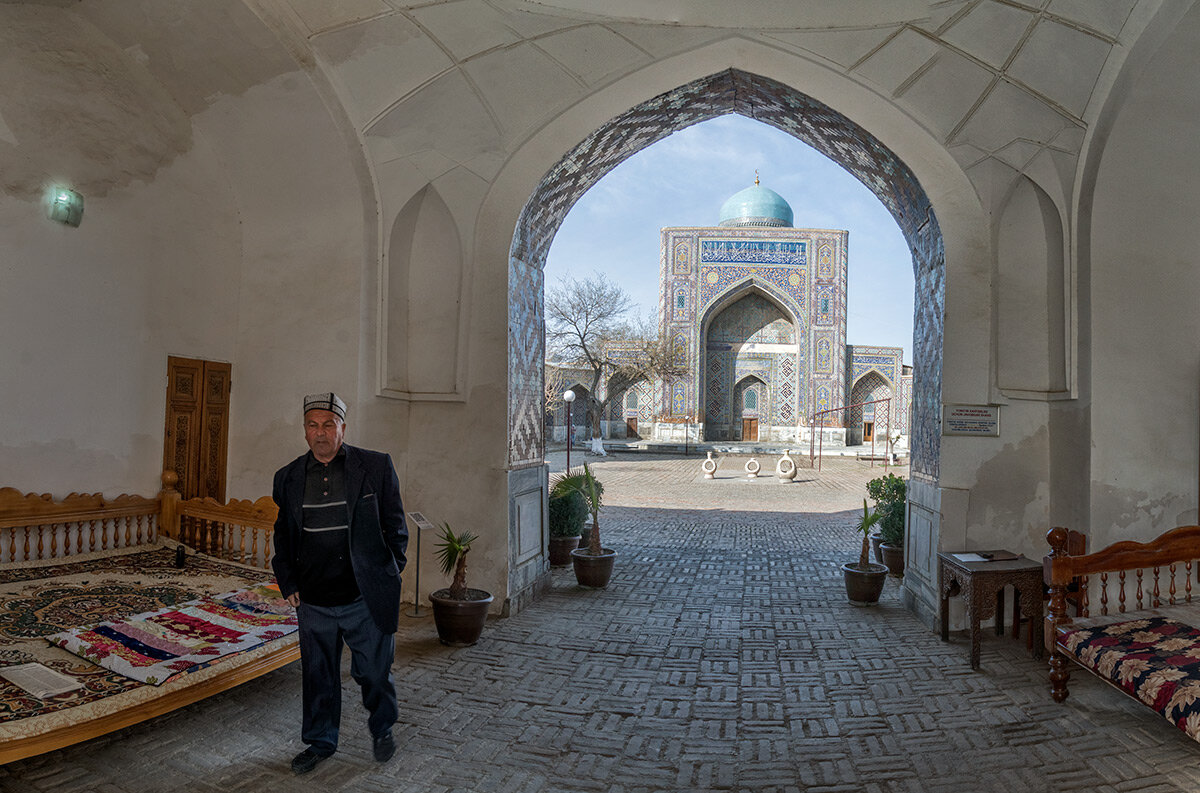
[46, 186, 84, 227]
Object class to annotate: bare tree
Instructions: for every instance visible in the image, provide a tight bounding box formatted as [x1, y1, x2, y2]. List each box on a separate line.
[546, 274, 685, 453]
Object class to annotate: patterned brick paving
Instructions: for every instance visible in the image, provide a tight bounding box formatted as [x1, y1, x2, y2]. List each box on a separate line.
[4, 453, 1200, 792]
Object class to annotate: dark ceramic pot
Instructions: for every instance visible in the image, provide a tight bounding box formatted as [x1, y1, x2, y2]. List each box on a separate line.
[879, 543, 905, 577]
[429, 588, 493, 646]
[841, 562, 888, 605]
[549, 535, 581, 566]
[870, 534, 884, 563]
[571, 548, 617, 588]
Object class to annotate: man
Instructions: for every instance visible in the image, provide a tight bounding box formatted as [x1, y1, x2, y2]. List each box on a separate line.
[271, 393, 408, 775]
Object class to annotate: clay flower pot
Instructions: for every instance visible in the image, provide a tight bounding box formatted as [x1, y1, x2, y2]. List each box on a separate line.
[571, 548, 617, 588]
[842, 562, 888, 605]
[879, 543, 905, 577]
[429, 588, 493, 646]
[549, 534, 581, 566]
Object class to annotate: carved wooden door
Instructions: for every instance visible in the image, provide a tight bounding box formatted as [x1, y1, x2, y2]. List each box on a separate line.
[163, 357, 231, 501]
[742, 418, 758, 441]
[625, 417, 638, 438]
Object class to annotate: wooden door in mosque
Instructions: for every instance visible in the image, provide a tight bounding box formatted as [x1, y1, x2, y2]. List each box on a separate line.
[162, 356, 231, 501]
[742, 418, 759, 442]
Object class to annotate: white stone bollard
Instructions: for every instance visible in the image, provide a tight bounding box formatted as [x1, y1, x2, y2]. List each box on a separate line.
[776, 450, 796, 482]
[702, 451, 717, 480]
[745, 458, 760, 478]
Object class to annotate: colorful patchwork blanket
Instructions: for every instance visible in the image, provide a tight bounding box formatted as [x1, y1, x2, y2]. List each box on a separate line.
[47, 582, 297, 686]
[1061, 616, 1200, 741]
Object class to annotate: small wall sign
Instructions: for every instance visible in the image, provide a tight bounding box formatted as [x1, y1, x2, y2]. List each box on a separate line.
[407, 511, 437, 532]
[942, 404, 1000, 437]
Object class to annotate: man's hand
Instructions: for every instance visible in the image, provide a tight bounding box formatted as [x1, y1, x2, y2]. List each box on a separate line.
[286, 592, 300, 608]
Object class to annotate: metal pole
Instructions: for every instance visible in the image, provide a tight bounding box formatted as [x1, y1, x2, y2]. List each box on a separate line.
[408, 523, 422, 617]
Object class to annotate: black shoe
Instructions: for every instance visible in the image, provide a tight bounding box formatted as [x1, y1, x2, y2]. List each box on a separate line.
[373, 731, 395, 762]
[290, 747, 331, 775]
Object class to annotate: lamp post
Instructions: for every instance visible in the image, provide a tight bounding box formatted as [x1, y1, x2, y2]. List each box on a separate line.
[563, 389, 576, 473]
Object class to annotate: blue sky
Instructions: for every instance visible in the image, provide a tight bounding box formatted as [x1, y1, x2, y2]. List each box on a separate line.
[544, 114, 915, 363]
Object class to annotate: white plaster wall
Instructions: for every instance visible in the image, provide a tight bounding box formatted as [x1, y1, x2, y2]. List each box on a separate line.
[0, 8, 244, 497]
[1088, 7, 1200, 549]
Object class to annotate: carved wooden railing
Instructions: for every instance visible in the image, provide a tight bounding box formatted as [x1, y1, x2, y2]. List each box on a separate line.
[163, 472, 277, 569]
[0, 488, 160, 564]
[0, 471, 278, 570]
[1045, 524, 1200, 702]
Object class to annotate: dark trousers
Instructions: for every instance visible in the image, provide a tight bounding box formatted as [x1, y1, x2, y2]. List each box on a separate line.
[297, 597, 398, 754]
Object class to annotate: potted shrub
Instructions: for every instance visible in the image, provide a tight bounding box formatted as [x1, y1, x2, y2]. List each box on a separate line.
[868, 473, 907, 577]
[548, 475, 587, 566]
[428, 523, 494, 646]
[560, 463, 617, 588]
[842, 499, 889, 605]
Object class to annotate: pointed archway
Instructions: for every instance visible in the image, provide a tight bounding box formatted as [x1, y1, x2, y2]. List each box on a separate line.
[509, 68, 942, 479]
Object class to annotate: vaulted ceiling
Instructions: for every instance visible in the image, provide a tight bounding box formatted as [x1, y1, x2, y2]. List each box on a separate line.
[0, 0, 1170, 214]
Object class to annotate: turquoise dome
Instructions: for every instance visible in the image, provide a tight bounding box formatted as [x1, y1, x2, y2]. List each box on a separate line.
[718, 184, 794, 228]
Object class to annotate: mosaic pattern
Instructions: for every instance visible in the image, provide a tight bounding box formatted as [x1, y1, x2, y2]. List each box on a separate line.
[700, 239, 806, 265]
[673, 240, 691, 273]
[818, 243, 834, 279]
[707, 293, 795, 345]
[698, 265, 808, 315]
[816, 338, 832, 374]
[850, 348, 902, 386]
[511, 68, 942, 479]
[816, 385, 831, 416]
[507, 257, 544, 468]
[671, 381, 687, 415]
[816, 287, 834, 325]
[849, 371, 892, 428]
[705, 353, 726, 423]
[778, 355, 796, 423]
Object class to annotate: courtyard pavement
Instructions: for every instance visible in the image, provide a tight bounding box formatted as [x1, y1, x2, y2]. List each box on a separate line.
[4, 453, 1200, 792]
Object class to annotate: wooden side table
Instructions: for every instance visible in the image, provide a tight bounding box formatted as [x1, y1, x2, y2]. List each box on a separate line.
[937, 551, 1044, 670]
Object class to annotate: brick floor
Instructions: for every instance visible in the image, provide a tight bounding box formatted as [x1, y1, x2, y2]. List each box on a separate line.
[4, 453, 1200, 791]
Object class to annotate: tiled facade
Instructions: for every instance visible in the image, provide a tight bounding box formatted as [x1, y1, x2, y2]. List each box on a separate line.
[510, 69, 942, 480]
[661, 224, 847, 441]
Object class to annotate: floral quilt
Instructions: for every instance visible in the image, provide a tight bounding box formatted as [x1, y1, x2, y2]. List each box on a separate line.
[47, 582, 297, 686]
[1062, 616, 1200, 741]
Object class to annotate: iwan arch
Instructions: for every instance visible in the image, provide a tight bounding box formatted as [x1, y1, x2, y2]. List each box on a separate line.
[2, 2, 1197, 628]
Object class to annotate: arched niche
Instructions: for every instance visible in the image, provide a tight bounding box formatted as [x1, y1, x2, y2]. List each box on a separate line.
[996, 176, 1068, 398]
[700, 286, 798, 442]
[382, 185, 463, 398]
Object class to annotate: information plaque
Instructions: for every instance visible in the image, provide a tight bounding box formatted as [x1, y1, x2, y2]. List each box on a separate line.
[942, 404, 1000, 437]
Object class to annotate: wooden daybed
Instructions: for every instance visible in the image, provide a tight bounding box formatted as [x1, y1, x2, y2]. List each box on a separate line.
[1045, 524, 1200, 743]
[0, 472, 297, 764]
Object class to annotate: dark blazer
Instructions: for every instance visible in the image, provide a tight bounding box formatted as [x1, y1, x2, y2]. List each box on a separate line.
[271, 444, 408, 633]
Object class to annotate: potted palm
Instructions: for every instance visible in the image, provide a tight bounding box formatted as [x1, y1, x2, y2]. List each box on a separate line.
[548, 474, 587, 566]
[428, 523, 493, 646]
[561, 463, 616, 588]
[867, 473, 907, 577]
[842, 500, 889, 605]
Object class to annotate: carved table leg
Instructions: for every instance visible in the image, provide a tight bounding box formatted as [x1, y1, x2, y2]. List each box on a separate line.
[995, 587, 1005, 636]
[1018, 583, 1044, 660]
[939, 564, 950, 641]
[967, 580, 983, 670]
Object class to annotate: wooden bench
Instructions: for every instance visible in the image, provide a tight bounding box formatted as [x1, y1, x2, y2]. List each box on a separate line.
[0, 471, 296, 764]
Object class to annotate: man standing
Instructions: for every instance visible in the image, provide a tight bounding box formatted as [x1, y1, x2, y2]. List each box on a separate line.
[271, 393, 408, 774]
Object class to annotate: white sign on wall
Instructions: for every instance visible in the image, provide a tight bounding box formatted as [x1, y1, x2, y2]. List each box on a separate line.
[941, 404, 1001, 437]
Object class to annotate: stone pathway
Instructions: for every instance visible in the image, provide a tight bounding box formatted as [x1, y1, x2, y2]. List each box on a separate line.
[4, 454, 1200, 792]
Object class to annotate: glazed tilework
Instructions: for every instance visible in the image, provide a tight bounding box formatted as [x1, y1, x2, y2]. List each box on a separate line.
[507, 257, 545, 468]
[510, 68, 941, 478]
[707, 293, 795, 345]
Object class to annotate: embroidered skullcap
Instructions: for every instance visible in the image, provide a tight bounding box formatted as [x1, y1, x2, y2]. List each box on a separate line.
[303, 392, 347, 421]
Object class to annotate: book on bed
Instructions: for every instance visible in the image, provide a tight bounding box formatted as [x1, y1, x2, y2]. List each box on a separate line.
[0, 663, 82, 699]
